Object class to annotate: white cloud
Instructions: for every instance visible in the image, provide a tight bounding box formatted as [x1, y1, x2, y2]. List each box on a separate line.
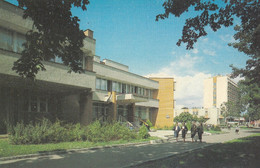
[203, 49, 216, 56]
[220, 34, 236, 43]
[192, 48, 199, 54]
[171, 51, 176, 55]
[146, 54, 212, 109]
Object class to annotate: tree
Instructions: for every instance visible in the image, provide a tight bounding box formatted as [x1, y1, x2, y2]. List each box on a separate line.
[221, 101, 241, 121]
[174, 112, 194, 123]
[157, 0, 259, 120]
[238, 78, 260, 120]
[12, 0, 90, 79]
[156, 0, 260, 84]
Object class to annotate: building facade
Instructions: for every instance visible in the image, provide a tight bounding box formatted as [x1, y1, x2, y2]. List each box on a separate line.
[0, 1, 165, 132]
[204, 76, 239, 109]
[0, 1, 96, 128]
[149, 78, 175, 128]
[92, 56, 159, 126]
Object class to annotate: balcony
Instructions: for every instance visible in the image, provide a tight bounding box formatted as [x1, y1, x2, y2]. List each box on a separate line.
[0, 51, 96, 91]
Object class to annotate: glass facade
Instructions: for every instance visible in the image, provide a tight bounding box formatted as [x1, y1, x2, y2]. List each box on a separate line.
[95, 77, 154, 98]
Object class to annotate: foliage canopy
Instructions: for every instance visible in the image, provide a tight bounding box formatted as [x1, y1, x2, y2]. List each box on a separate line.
[12, 0, 90, 79]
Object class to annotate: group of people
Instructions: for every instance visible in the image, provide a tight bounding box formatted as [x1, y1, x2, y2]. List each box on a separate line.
[173, 121, 204, 142]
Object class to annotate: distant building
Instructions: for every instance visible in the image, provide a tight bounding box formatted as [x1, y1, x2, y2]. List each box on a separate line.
[149, 77, 175, 128]
[175, 107, 223, 125]
[204, 76, 239, 109]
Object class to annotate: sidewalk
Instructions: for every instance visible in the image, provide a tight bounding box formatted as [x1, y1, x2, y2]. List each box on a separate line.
[0, 129, 258, 168]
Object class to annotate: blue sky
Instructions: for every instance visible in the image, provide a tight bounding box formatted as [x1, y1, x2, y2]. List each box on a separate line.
[7, 0, 248, 108]
[73, 0, 247, 108]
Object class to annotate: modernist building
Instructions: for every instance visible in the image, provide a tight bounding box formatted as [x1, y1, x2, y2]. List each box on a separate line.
[149, 77, 175, 127]
[204, 75, 239, 109]
[0, 1, 96, 127]
[92, 56, 159, 126]
[0, 1, 163, 131]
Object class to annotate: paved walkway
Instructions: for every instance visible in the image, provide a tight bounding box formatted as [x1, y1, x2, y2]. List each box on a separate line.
[0, 128, 259, 168]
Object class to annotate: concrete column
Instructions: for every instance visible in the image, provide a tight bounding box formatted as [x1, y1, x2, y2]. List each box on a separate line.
[85, 56, 93, 71]
[108, 91, 117, 121]
[80, 92, 93, 125]
[146, 108, 149, 120]
[128, 103, 135, 122]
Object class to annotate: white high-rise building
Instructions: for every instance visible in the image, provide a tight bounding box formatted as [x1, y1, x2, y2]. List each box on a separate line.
[204, 76, 239, 109]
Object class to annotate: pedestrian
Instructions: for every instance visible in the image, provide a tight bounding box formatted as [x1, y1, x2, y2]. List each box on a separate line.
[235, 125, 239, 134]
[181, 122, 188, 142]
[197, 122, 204, 142]
[191, 121, 197, 142]
[173, 122, 180, 142]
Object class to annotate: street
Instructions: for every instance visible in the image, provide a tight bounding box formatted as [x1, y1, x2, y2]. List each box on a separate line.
[0, 129, 257, 168]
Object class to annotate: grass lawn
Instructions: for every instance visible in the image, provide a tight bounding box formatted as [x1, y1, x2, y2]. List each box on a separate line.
[135, 133, 260, 168]
[0, 137, 158, 158]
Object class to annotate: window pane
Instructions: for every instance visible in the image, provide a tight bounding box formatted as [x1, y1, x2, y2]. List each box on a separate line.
[122, 84, 126, 93]
[31, 102, 37, 112]
[118, 83, 121, 93]
[0, 28, 13, 51]
[96, 78, 101, 89]
[126, 84, 130, 93]
[112, 81, 116, 91]
[101, 79, 107, 90]
[15, 33, 26, 53]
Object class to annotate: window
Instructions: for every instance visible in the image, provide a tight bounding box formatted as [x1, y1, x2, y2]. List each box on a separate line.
[122, 84, 126, 93]
[0, 28, 13, 51]
[138, 87, 141, 95]
[23, 95, 48, 113]
[112, 82, 121, 92]
[126, 84, 130, 93]
[101, 79, 107, 90]
[107, 80, 112, 91]
[15, 33, 26, 53]
[96, 78, 101, 90]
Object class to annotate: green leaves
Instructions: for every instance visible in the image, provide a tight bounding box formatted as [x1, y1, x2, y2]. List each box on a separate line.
[13, 0, 90, 79]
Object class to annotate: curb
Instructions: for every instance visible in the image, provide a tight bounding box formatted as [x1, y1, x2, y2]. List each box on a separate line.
[0, 139, 169, 162]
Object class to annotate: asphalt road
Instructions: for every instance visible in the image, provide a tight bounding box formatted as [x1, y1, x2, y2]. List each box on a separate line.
[0, 129, 258, 168]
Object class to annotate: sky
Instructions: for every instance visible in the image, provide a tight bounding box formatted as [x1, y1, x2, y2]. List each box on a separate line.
[7, 0, 248, 109]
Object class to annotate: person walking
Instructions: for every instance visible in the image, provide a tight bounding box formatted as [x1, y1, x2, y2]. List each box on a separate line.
[197, 122, 204, 142]
[181, 122, 188, 142]
[191, 121, 197, 142]
[235, 125, 239, 134]
[173, 122, 181, 142]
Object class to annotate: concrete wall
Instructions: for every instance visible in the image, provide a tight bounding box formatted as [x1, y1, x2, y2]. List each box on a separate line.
[150, 78, 174, 128]
[203, 78, 213, 108]
[102, 59, 129, 72]
[0, 51, 96, 90]
[216, 76, 228, 108]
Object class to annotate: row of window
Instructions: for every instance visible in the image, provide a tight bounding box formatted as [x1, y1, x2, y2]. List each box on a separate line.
[23, 96, 48, 113]
[96, 78, 154, 98]
[0, 27, 25, 53]
[0, 27, 66, 65]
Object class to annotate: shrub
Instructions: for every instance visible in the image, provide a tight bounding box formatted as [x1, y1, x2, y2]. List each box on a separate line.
[85, 121, 138, 142]
[138, 125, 150, 139]
[146, 120, 153, 127]
[9, 119, 140, 144]
[211, 125, 221, 131]
[9, 119, 86, 144]
[186, 122, 191, 131]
